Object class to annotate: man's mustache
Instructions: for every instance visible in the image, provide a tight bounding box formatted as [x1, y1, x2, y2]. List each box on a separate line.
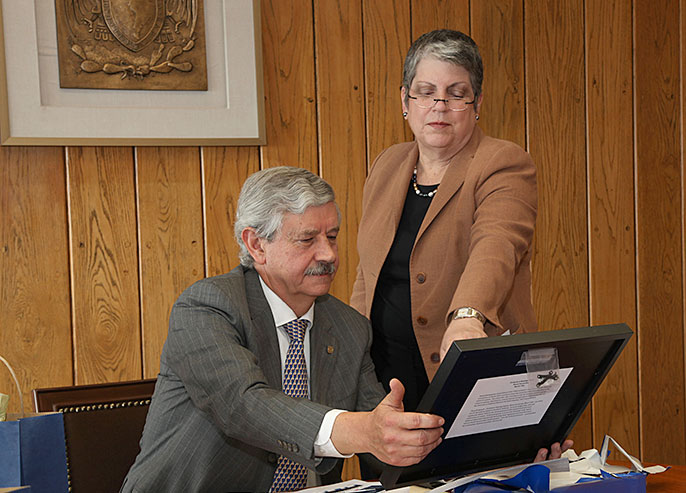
[304, 261, 336, 276]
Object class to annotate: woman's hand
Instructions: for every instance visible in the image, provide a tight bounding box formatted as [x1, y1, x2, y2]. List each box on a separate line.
[439, 317, 487, 361]
[535, 440, 574, 461]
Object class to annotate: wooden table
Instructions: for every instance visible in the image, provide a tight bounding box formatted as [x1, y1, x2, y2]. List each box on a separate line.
[647, 464, 686, 491]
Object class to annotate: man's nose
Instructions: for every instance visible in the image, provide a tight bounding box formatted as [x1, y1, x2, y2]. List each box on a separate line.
[315, 238, 337, 262]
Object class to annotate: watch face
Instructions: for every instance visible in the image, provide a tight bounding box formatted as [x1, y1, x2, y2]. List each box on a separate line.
[455, 307, 485, 323]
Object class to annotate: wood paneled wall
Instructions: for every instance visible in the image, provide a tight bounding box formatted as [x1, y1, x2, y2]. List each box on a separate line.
[2, 0, 686, 467]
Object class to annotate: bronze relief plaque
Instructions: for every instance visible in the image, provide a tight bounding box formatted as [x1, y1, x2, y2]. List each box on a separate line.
[55, 0, 208, 90]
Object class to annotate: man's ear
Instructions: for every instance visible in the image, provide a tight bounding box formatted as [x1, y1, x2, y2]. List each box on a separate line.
[241, 228, 267, 265]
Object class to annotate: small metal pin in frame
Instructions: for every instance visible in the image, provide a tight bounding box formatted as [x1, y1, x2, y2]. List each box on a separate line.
[536, 369, 560, 387]
[517, 347, 561, 390]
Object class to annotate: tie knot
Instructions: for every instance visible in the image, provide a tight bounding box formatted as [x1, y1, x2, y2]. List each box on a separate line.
[283, 319, 307, 343]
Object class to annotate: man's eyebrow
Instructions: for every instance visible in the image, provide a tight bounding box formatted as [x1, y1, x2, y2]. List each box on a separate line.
[291, 228, 320, 238]
[290, 226, 339, 238]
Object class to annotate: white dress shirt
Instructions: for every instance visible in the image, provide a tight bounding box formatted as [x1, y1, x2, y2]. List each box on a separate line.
[258, 276, 351, 460]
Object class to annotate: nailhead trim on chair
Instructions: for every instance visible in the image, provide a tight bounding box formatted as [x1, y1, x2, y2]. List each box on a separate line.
[57, 399, 151, 413]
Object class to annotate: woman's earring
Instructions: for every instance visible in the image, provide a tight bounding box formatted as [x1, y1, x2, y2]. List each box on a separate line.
[475, 114, 480, 121]
[403, 112, 408, 118]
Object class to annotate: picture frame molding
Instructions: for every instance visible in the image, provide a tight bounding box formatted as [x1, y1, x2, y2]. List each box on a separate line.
[0, 0, 266, 146]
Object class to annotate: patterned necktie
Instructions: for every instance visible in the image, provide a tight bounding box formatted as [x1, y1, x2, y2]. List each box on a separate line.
[270, 319, 309, 492]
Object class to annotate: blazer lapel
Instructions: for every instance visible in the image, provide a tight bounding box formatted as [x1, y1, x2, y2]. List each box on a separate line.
[368, 144, 419, 269]
[244, 268, 282, 390]
[383, 144, 419, 227]
[417, 126, 484, 240]
[309, 298, 339, 404]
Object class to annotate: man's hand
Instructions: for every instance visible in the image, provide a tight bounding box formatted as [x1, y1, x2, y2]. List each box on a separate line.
[534, 439, 574, 461]
[331, 379, 444, 466]
[440, 317, 487, 361]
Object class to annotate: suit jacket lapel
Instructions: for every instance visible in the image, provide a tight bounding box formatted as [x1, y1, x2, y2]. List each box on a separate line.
[244, 268, 282, 390]
[417, 126, 483, 240]
[309, 297, 338, 404]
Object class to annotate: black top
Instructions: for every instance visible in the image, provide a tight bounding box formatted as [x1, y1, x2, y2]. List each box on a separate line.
[370, 181, 438, 411]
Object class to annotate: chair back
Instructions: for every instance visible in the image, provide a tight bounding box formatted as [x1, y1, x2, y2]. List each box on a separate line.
[33, 378, 156, 493]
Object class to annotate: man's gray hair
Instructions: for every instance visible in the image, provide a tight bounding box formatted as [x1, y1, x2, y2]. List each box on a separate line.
[402, 29, 483, 103]
[234, 166, 338, 267]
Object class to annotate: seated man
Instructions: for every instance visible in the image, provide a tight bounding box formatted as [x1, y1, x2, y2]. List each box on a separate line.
[122, 166, 445, 492]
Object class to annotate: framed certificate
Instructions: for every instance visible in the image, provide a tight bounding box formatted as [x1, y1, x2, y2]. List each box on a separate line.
[380, 323, 633, 489]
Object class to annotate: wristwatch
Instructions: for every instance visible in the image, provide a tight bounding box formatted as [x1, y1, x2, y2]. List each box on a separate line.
[452, 306, 486, 324]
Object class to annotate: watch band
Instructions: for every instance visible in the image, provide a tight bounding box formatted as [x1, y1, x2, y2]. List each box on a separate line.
[452, 306, 486, 324]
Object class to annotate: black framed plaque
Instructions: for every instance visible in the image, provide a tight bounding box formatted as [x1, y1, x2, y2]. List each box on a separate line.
[380, 323, 633, 489]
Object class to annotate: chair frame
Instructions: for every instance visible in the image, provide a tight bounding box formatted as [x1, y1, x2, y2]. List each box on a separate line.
[32, 378, 157, 493]
[33, 379, 157, 412]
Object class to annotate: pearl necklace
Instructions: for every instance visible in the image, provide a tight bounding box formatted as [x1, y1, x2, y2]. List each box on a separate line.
[412, 167, 439, 198]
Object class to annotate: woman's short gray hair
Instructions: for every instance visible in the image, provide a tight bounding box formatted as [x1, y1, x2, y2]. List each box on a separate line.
[234, 166, 338, 267]
[402, 29, 483, 102]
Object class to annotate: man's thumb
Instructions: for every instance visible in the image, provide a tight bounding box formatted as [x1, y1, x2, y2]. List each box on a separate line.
[383, 378, 405, 410]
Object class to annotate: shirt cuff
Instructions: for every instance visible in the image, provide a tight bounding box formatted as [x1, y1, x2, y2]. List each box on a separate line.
[314, 409, 353, 458]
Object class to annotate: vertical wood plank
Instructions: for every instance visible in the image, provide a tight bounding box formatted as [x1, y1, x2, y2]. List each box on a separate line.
[682, 0, 686, 463]
[363, 0, 412, 166]
[259, 0, 317, 171]
[0, 147, 72, 412]
[634, 0, 685, 464]
[585, 0, 639, 454]
[202, 147, 260, 277]
[411, 0, 470, 38]
[471, 0, 525, 147]
[136, 147, 205, 378]
[66, 147, 142, 384]
[313, 0, 367, 301]
[525, 0, 591, 450]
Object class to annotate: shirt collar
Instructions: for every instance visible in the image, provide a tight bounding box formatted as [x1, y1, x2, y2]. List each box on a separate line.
[258, 275, 315, 328]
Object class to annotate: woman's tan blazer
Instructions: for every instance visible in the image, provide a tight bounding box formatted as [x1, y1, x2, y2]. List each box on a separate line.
[350, 127, 538, 379]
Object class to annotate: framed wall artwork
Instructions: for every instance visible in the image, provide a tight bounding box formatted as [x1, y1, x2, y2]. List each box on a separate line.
[0, 0, 265, 146]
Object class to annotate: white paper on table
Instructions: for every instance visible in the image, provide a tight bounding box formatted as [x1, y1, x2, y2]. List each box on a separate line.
[549, 435, 668, 488]
[446, 368, 573, 438]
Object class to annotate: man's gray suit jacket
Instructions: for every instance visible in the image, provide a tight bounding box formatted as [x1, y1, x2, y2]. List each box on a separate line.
[121, 266, 385, 492]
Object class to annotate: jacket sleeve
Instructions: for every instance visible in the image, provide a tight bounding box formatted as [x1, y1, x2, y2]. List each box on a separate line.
[163, 280, 333, 471]
[447, 143, 537, 329]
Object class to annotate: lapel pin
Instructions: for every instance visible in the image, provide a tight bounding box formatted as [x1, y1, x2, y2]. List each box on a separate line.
[327, 345, 334, 354]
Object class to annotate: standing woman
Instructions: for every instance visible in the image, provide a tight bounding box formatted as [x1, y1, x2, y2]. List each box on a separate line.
[351, 29, 538, 412]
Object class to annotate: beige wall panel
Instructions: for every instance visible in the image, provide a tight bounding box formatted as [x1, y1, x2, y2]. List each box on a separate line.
[471, 0, 525, 147]
[363, 0, 413, 166]
[259, 0, 317, 171]
[634, 0, 685, 464]
[584, 0, 639, 453]
[66, 147, 142, 384]
[525, 0, 591, 450]
[202, 147, 260, 278]
[0, 147, 72, 412]
[136, 147, 205, 377]
[314, 0, 367, 301]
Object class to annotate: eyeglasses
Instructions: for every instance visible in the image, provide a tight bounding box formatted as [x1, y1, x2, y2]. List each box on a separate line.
[407, 94, 476, 112]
